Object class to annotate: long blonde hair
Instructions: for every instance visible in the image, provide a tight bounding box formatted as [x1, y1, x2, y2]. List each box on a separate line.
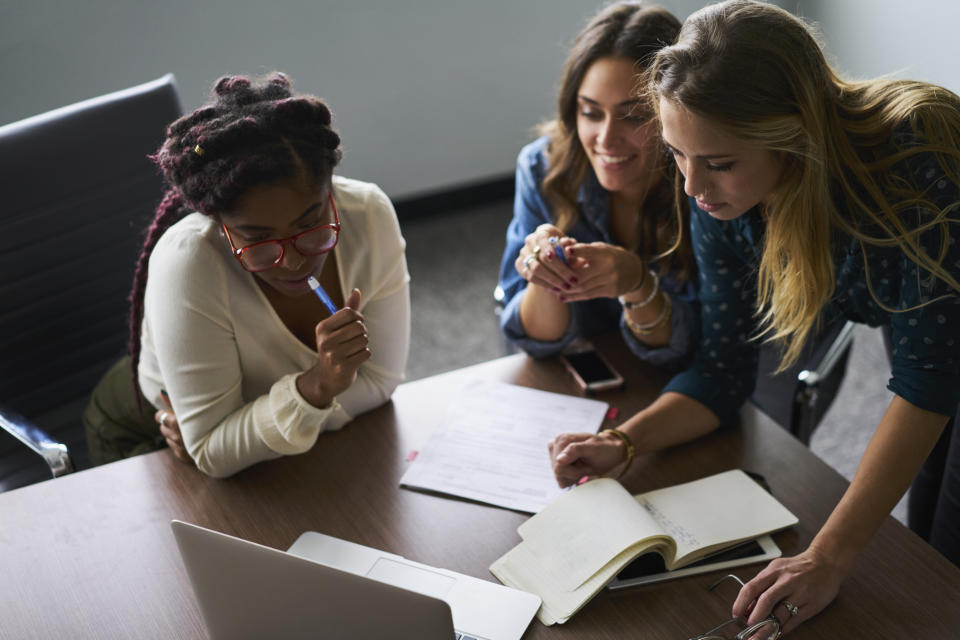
[651, 0, 960, 369]
[543, 1, 693, 280]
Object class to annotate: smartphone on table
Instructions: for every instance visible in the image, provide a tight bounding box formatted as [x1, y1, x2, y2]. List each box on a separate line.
[559, 342, 625, 394]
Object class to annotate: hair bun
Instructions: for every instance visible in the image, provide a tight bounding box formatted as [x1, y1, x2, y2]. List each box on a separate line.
[266, 72, 291, 88]
[273, 97, 332, 126]
[214, 76, 252, 96]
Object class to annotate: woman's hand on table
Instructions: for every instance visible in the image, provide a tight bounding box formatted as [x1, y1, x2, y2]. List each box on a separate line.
[297, 288, 370, 408]
[733, 546, 849, 636]
[548, 430, 627, 487]
[559, 242, 646, 302]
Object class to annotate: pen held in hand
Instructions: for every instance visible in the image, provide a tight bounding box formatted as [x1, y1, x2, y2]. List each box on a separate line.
[549, 236, 568, 265]
[307, 275, 338, 315]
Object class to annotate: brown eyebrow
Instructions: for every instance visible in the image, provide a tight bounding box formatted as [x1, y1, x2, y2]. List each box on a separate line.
[232, 201, 324, 233]
[662, 140, 735, 161]
[578, 95, 643, 110]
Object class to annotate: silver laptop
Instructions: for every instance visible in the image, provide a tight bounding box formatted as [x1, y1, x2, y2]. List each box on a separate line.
[171, 521, 540, 640]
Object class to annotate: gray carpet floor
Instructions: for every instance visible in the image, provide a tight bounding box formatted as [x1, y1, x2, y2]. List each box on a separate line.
[400, 200, 907, 524]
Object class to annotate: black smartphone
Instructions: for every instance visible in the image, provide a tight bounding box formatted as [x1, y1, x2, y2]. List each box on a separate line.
[559, 344, 625, 394]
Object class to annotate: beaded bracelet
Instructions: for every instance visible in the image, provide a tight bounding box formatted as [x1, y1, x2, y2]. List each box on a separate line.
[625, 294, 672, 335]
[619, 269, 659, 309]
[600, 428, 635, 479]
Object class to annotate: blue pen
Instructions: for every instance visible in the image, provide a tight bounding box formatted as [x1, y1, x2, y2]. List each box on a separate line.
[307, 275, 338, 314]
[549, 236, 568, 265]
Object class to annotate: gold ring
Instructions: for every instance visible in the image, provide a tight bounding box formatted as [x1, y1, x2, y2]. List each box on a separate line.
[782, 600, 799, 617]
[532, 245, 541, 258]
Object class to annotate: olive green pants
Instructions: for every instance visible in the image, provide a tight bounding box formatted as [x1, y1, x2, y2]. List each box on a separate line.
[83, 356, 165, 466]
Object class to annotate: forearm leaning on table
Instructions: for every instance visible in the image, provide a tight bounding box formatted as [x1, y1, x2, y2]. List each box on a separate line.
[519, 283, 571, 342]
[617, 391, 721, 454]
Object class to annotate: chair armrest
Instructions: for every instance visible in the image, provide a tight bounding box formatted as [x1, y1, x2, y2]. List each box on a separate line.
[0, 406, 74, 478]
[791, 320, 856, 444]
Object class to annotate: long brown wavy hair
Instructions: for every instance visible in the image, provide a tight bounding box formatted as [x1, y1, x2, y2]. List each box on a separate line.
[651, 0, 960, 369]
[542, 1, 692, 281]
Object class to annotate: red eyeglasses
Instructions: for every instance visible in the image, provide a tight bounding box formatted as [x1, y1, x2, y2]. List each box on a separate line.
[222, 193, 341, 272]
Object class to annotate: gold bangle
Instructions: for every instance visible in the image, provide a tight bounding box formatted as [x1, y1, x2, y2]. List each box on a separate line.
[600, 428, 634, 479]
[625, 294, 672, 335]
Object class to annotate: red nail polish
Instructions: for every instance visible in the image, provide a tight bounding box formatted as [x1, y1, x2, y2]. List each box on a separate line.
[570, 276, 579, 284]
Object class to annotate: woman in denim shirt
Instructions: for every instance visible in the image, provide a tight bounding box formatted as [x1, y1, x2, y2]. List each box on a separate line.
[497, 2, 697, 370]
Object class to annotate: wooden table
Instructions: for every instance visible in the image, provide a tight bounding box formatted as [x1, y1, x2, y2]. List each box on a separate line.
[2, 336, 958, 639]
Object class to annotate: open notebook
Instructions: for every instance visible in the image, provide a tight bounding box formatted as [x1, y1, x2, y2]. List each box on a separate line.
[490, 469, 798, 625]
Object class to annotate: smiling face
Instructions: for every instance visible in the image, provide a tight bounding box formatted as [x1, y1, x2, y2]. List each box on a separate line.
[576, 56, 661, 201]
[658, 97, 782, 220]
[220, 171, 335, 297]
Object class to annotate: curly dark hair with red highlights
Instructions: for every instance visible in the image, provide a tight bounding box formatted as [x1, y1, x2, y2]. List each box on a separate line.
[128, 71, 342, 405]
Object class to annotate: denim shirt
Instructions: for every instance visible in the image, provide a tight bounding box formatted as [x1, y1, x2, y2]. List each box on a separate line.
[665, 140, 960, 424]
[497, 136, 699, 369]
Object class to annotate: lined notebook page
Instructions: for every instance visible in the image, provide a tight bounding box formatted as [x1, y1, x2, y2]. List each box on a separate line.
[637, 469, 798, 565]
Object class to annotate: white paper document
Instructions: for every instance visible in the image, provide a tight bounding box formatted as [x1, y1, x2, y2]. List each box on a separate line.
[399, 380, 609, 513]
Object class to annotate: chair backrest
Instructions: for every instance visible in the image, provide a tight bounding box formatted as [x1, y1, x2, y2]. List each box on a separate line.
[752, 315, 855, 445]
[0, 75, 183, 474]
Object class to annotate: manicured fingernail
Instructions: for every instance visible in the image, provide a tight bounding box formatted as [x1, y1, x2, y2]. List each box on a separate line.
[563, 283, 571, 290]
[553, 287, 561, 293]
[567, 248, 575, 255]
[558, 295, 566, 302]
[545, 250, 553, 261]
[569, 277, 579, 284]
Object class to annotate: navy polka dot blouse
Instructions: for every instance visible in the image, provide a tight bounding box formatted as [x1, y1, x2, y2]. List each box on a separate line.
[664, 142, 960, 425]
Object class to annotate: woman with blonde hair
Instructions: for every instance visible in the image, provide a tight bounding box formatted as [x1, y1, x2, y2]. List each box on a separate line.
[549, 0, 960, 633]
[498, 1, 697, 369]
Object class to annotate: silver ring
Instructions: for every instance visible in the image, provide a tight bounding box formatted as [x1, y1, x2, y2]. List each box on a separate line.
[158, 411, 170, 426]
[782, 600, 799, 617]
[523, 254, 537, 272]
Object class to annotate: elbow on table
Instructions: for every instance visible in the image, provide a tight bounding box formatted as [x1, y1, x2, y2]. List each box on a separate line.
[192, 448, 243, 479]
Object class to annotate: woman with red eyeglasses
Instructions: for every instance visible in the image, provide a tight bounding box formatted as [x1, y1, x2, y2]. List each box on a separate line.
[83, 73, 410, 477]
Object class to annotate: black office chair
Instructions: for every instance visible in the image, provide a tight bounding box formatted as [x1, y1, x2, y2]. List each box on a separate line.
[0, 75, 183, 492]
[752, 317, 855, 445]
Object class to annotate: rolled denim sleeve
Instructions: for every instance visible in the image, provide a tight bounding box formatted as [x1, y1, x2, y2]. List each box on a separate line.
[498, 138, 574, 357]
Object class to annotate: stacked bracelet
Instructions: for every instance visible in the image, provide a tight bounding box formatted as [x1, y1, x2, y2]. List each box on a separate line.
[619, 269, 659, 309]
[625, 294, 672, 335]
[600, 428, 635, 479]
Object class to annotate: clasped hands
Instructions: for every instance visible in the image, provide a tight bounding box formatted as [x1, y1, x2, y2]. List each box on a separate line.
[515, 224, 646, 302]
